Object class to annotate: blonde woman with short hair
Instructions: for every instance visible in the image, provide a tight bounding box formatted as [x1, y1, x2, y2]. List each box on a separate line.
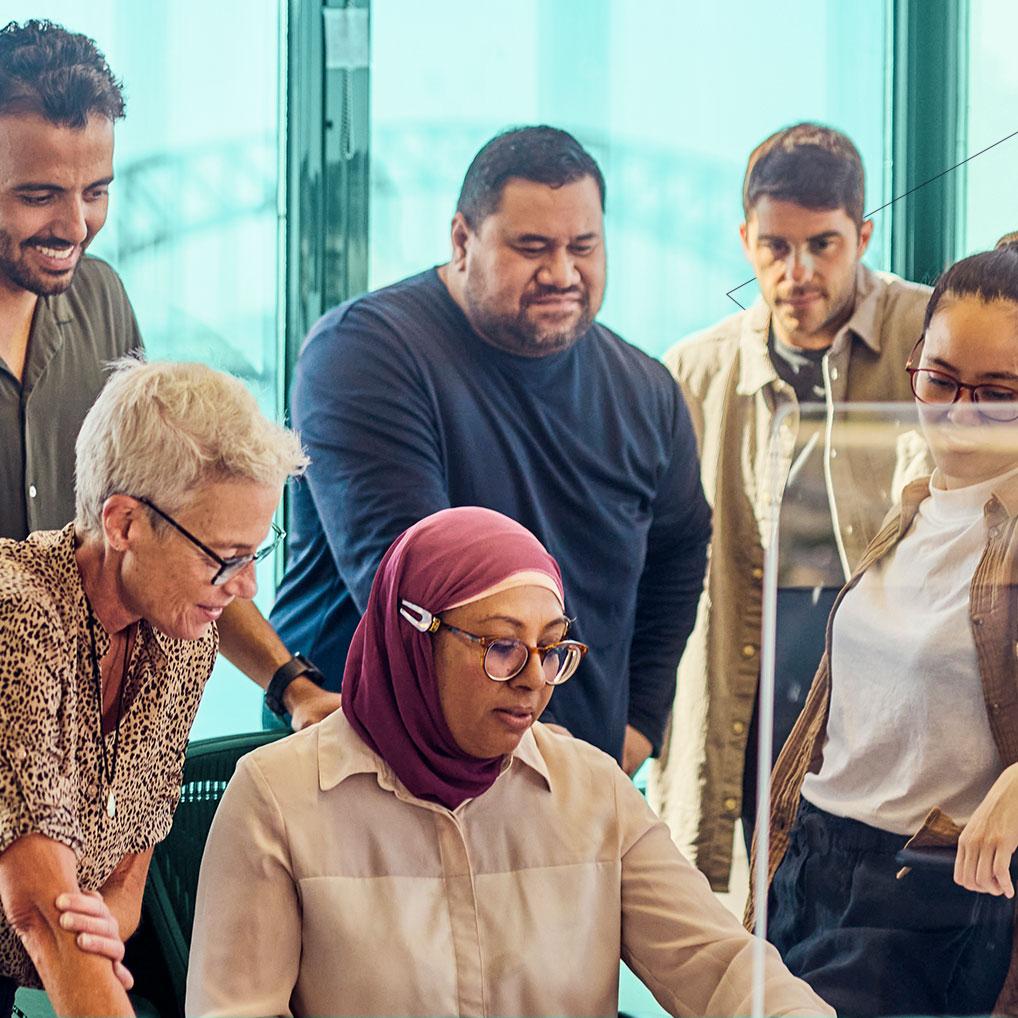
[0, 358, 306, 1017]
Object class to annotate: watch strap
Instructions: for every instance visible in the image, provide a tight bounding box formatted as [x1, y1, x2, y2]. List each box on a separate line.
[265, 653, 325, 718]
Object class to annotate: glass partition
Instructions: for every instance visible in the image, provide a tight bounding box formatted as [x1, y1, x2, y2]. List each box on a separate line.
[753, 400, 1018, 1018]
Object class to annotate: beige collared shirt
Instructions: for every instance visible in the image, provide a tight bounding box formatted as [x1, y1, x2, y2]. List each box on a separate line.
[186, 711, 833, 1017]
[647, 265, 932, 891]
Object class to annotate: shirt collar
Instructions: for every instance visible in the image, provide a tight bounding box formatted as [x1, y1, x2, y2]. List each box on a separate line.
[65, 523, 175, 664]
[143, 619, 174, 661]
[735, 298, 775, 396]
[840, 264, 884, 355]
[509, 726, 553, 790]
[317, 711, 553, 798]
[736, 263, 883, 397]
[983, 471, 1018, 522]
[44, 289, 74, 326]
[317, 709, 389, 792]
[4, 290, 73, 391]
[896, 469, 1018, 532]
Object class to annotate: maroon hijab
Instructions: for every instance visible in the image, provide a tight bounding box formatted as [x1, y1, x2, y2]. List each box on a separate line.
[342, 507, 563, 809]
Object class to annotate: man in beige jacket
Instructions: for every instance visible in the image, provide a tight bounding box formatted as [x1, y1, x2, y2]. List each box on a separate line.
[647, 122, 932, 893]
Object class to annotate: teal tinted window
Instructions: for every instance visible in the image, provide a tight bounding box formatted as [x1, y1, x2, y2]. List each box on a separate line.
[962, 0, 1018, 254]
[370, 0, 890, 357]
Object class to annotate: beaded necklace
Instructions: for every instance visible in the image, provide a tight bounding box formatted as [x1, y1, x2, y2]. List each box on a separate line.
[84, 598, 129, 819]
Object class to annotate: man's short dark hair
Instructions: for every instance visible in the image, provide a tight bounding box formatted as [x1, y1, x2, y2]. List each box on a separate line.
[0, 19, 125, 127]
[742, 122, 864, 226]
[456, 125, 606, 228]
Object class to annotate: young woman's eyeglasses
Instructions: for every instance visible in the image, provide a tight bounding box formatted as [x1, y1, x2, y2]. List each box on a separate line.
[906, 337, 1018, 422]
[399, 599, 588, 685]
[136, 497, 284, 586]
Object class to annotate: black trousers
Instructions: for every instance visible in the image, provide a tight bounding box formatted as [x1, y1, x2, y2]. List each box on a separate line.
[769, 799, 1013, 1017]
[0, 977, 16, 1018]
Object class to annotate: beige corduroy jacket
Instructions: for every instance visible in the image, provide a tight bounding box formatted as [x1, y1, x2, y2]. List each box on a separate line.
[646, 264, 931, 891]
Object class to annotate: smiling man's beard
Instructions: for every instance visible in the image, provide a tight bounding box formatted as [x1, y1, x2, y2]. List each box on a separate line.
[0, 230, 79, 297]
[463, 282, 594, 358]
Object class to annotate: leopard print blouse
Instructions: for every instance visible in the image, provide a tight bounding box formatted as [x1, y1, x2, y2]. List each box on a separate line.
[0, 525, 217, 987]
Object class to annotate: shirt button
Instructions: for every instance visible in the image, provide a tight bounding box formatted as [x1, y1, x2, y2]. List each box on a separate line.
[751, 566, 764, 581]
[845, 524, 854, 536]
[732, 721, 746, 735]
[741, 644, 757, 659]
[724, 797, 739, 813]
[14, 745, 26, 762]
[830, 448, 838, 459]
[28, 484, 37, 498]
[830, 368, 840, 381]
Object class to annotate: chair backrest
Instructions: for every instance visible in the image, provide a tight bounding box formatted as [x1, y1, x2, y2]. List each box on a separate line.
[143, 729, 286, 1015]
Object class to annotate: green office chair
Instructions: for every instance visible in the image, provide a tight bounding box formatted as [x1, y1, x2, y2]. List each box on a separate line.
[142, 729, 286, 1016]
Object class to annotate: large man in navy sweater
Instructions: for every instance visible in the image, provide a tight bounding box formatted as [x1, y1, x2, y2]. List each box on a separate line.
[270, 126, 710, 773]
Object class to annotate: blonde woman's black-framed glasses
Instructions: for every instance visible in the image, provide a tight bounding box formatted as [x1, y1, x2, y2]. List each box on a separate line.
[136, 496, 284, 586]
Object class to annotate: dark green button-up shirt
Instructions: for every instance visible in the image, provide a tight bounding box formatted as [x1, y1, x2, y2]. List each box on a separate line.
[0, 256, 142, 540]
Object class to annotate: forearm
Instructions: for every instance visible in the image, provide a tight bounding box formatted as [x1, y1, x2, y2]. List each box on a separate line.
[97, 879, 141, 942]
[628, 511, 709, 751]
[629, 392, 711, 749]
[216, 599, 292, 690]
[1, 834, 134, 1017]
[620, 797, 833, 1018]
[97, 849, 151, 942]
[628, 558, 706, 750]
[21, 920, 133, 1017]
[96, 887, 139, 942]
[626, 671, 676, 752]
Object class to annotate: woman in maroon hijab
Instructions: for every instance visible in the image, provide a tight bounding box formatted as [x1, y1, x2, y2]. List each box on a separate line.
[186, 507, 831, 1018]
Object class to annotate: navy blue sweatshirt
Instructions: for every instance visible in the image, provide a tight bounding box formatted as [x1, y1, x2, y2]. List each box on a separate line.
[270, 269, 710, 759]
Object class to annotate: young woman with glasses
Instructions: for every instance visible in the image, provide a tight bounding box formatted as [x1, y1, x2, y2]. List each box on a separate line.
[186, 506, 831, 1018]
[756, 242, 1018, 1017]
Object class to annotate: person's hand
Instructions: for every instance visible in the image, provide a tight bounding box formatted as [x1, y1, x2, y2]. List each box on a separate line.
[284, 677, 342, 732]
[955, 762, 1018, 898]
[622, 724, 652, 776]
[55, 890, 133, 990]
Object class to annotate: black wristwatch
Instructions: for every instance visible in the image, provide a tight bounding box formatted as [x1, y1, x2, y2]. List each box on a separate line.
[265, 653, 326, 719]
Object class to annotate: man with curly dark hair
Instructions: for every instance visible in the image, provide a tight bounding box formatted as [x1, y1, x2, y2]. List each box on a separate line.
[0, 19, 141, 543]
[0, 22, 142, 1013]
[0, 17, 342, 778]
